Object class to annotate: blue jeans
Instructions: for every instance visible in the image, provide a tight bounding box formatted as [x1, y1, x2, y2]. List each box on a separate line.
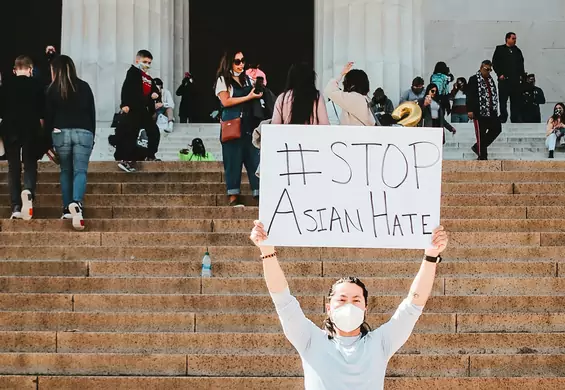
[451, 113, 469, 123]
[52, 129, 94, 207]
[222, 133, 260, 197]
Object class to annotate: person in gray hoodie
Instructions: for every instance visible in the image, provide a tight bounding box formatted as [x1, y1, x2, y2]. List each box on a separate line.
[399, 77, 425, 104]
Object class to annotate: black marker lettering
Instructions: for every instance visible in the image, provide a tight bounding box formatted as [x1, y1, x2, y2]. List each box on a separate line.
[381, 144, 409, 189]
[317, 208, 328, 232]
[402, 213, 417, 234]
[303, 209, 318, 232]
[344, 209, 363, 233]
[409, 141, 441, 190]
[352, 143, 382, 186]
[370, 191, 390, 238]
[329, 207, 344, 233]
[421, 214, 432, 235]
[267, 189, 302, 235]
[392, 215, 404, 236]
[331, 142, 353, 185]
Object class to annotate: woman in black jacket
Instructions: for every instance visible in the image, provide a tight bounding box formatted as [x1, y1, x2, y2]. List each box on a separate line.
[418, 83, 456, 144]
[45, 55, 96, 231]
[176, 72, 194, 123]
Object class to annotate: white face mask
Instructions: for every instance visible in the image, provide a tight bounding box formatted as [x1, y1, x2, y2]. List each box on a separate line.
[330, 303, 365, 333]
[231, 70, 242, 77]
[137, 62, 151, 72]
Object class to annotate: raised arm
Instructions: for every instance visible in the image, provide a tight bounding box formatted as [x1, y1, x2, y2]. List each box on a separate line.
[250, 221, 318, 353]
[376, 226, 448, 358]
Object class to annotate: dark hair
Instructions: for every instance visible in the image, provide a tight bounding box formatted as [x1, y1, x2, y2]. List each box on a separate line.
[425, 83, 440, 102]
[214, 49, 249, 91]
[371, 87, 387, 105]
[551, 103, 565, 122]
[154, 78, 163, 87]
[506, 32, 516, 41]
[191, 138, 207, 157]
[137, 50, 153, 60]
[482, 59, 492, 67]
[456, 77, 467, 87]
[343, 69, 370, 95]
[14, 55, 33, 70]
[323, 277, 371, 340]
[48, 55, 78, 100]
[412, 77, 425, 87]
[280, 63, 321, 124]
[433, 62, 450, 76]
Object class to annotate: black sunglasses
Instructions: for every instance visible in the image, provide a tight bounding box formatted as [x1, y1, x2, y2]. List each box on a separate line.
[430, 90, 437, 94]
[233, 58, 245, 66]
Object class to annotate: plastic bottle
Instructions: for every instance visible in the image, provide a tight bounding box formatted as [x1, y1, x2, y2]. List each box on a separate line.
[201, 251, 212, 277]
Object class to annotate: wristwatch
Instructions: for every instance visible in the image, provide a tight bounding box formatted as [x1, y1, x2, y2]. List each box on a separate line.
[424, 255, 442, 264]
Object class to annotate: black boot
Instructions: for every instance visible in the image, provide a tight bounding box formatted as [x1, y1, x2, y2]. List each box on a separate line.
[549, 151, 555, 159]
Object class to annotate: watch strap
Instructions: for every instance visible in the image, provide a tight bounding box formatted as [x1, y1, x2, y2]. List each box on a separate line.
[424, 255, 442, 264]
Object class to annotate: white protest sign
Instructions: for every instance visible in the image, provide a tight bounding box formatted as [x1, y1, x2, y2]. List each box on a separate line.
[258, 125, 443, 249]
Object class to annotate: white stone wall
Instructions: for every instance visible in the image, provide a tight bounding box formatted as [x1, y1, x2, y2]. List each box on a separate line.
[315, 0, 424, 106]
[423, 0, 565, 120]
[61, 0, 189, 122]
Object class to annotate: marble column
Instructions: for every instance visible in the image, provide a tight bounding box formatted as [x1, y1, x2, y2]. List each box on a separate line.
[61, 0, 188, 122]
[315, 0, 424, 106]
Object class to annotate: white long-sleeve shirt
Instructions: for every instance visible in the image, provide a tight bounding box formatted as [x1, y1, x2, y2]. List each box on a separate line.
[271, 287, 422, 390]
[161, 88, 175, 109]
[324, 78, 375, 126]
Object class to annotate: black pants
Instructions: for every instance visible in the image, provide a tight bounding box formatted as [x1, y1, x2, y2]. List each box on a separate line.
[114, 115, 160, 161]
[498, 79, 522, 123]
[473, 117, 502, 160]
[5, 139, 38, 208]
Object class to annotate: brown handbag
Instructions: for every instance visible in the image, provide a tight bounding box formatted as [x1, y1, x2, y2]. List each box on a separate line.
[220, 117, 242, 142]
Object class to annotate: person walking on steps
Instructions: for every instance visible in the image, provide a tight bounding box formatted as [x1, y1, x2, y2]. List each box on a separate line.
[466, 60, 502, 161]
[0, 56, 45, 220]
[45, 55, 96, 231]
[249, 221, 448, 390]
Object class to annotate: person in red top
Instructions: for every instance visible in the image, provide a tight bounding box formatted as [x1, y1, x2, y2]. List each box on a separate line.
[114, 50, 161, 172]
[466, 60, 502, 161]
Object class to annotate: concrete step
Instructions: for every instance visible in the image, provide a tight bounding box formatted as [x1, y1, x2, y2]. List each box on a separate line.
[8, 376, 564, 390]
[0, 259, 557, 278]
[1, 293, 563, 314]
[2, 245, 565, 261]
[0, 352, 561, 377]
[0, 311, 563, 334]
[0, 331, 559, 355]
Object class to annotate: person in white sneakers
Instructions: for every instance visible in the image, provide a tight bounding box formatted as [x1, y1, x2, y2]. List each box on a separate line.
[153, 78, 175, 133]
[250, 221, 448, 390]
[45, 55, 96, 231]
[0, 56, 44, 220]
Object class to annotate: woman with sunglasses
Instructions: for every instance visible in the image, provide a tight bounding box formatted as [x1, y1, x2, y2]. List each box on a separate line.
[418, 83, 456, 144]
[214, 50, 263, 207]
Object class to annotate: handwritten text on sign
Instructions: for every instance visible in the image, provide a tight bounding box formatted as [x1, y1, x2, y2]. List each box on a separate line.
[258, 125, 443, 249]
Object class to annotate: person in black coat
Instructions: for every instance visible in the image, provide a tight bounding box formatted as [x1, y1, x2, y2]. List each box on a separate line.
[0, 56, 45, 219]
[521, 73, 546, 123]
[466, 60, 502, 161]
[176, 72, 195, 123]
[114, 49, 161, 171]
[492, 32, 525, 123]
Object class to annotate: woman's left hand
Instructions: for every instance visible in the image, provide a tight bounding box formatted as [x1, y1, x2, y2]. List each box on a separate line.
[340, 62, 354, 77]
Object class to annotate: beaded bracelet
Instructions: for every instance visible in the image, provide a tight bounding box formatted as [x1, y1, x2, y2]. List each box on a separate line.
[261, 251, 278, 260]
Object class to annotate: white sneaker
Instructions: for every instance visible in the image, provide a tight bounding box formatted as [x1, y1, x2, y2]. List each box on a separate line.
[10, 206, 23, 220]
[68, 202, 85, 231]
[165, 121, 174, 133]
[21, 190, 33, 220]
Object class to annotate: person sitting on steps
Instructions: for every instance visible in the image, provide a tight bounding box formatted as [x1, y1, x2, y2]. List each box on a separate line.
[153, 78, 175, 133]
[545, 103, 565, 159]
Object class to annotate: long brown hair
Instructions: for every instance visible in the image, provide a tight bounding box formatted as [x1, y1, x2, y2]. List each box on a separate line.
[49, 55, 78, 100]
[323, 277, 372, 340]
[214, 49, 248, 91]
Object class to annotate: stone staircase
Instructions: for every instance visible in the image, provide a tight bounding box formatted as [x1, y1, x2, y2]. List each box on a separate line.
[90, 123, 556, 162]
[0, 160, 564, 389]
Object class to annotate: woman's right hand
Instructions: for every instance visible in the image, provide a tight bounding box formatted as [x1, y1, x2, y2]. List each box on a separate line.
[250, 221, 275, 255]
[424, 95, 432, 106]
[248, 90, 263, 100]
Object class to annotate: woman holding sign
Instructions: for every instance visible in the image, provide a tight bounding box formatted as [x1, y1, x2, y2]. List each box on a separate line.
[249, 221, 448, 390]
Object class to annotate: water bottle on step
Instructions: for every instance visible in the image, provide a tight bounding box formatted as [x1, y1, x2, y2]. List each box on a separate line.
[201, 251, 212, 277]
